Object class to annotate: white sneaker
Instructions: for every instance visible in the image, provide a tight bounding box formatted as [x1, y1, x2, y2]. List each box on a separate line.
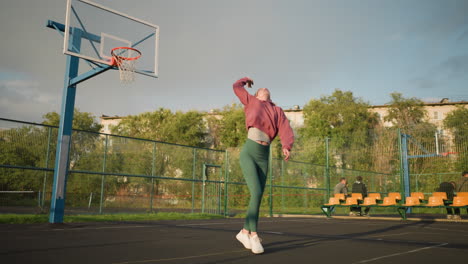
[236, 230, 251, 249]
[250, 235, 264, 254]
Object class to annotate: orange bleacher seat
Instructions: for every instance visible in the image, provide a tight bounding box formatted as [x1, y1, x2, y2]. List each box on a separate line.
[456, 192, 468, 198]
[411, 192, 425, 201]
[432, 192, 448, 200]
[426, 196, 444, 206]
[362, 197, 377, 206]
[351, 193, 363, 200]
[324, 197, 341, 206]
[452, 196, 468, 207]
[402, 196, 420, 206]
[380, 197, 397, 206]
[334, 193, 346, 201]
[387, 192, 401, 201]
[368, 193, 382, 200]
[344, 197, 358, 206]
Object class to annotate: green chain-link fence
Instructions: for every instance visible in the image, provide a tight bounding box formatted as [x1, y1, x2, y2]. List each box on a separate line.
[1, 118, 466, 217]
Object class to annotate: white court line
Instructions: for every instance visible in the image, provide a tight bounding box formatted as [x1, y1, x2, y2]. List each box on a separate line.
[176, 221, 244, 226]
[175, 219, 314, 227]
[113, 249, 247, 264]
[263, 231, 284, 235]
[367, 232, 412, 238]
[423, 226, 468, 234]
[353, 242, 448, 263]
[52, 225, 150, 231]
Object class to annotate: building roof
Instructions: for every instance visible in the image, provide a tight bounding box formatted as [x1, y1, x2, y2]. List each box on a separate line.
[100, 115, 124, 120]
[369, 100, 467, 109]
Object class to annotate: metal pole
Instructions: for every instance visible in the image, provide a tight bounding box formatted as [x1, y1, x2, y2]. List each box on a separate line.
[191, 148, 196, 213]
[38, 191, 41, 208]
[49, 28, 82, 223]
[416, 174, 419, 192]
[281, 159, 284, 212]
[88, 192, 93, 209]
[202, 163, 206, 213]
[398, 130, 411, 213]
[325, 137, 330, 201]
[402, 134, 411, 200]
[42, 127, 52, 208]
[150, 142, 156, 212]
[99, 135, 109, 214]
[224, 150, 229, 217]
[269, 145, 273, 217]
[398, 130, 404, 197]
[218, 169, 222, 214]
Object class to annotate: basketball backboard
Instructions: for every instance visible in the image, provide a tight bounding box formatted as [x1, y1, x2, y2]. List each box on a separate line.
[64, 0, 159, 78]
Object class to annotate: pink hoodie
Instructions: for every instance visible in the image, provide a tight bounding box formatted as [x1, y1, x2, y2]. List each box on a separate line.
[233, 77, 294, 151]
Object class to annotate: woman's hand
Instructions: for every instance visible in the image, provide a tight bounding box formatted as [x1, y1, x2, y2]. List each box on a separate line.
[282, 148, 290, 161]
[245, 77, 254, 88]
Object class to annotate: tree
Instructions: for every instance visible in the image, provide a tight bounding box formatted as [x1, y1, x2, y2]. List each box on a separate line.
[205, 104, 246, 149]
[109, 108, 210, 201]
[42, 109, 102, 132]
[0, 109, 103, 192]
[384, 93, 426, 131]
[298, 90, 378, 169]
[383, 93, 449, 175]
[42, 109, 103, 170]
[0, 126, 47, 191]
[112, 108, 207, 147]
[444, 106, 468, 171]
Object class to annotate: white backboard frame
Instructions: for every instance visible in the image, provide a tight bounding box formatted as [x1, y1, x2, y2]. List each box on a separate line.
[63, 0, 159, 78]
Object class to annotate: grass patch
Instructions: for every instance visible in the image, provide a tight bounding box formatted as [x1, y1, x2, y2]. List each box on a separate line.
[0, 214, 49, 224]
[0, 212, 225, 224]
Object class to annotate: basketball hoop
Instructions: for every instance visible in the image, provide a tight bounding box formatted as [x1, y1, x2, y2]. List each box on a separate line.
[111, 47, 142, 83]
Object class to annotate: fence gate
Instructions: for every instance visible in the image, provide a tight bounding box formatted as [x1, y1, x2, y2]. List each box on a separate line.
[202, 163, 224, 215]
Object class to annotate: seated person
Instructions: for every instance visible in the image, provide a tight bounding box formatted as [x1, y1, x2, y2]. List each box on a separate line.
[437, 181, 457, 220]
[351, 176, 369, 216]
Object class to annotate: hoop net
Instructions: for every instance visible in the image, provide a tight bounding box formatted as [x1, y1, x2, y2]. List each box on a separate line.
[111, 47, 142, 83]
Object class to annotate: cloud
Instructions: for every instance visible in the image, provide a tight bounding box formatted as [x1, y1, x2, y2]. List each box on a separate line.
[409, 54, 468, 90]
[0, 77, 60, 122]
[458, 28, 468, 42]
[439, 54, 468, 77]
[1, 79, 38, 103]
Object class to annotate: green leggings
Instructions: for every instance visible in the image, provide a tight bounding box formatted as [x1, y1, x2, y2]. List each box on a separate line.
[240, 139, 270, 232]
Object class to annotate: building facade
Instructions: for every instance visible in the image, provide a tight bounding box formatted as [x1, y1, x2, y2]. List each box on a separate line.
[100, 100, 467, 134]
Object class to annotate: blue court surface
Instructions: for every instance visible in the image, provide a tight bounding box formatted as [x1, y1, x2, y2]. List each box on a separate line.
[1, 216, 467, 263]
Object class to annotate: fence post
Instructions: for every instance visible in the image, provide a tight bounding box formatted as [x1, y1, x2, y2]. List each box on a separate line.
[99, 135, 109, 214]
[281, 159, 284, 212]
[42, 127, 52, 208]
[325, 137, 330, 201]
[224, 150, 229, 217]
[192, 148, 196, 213]
[269, 145, 273, 217]
[88, 192, 93, 209]
[202, 163, 206, 213]
[150, 142, 156, 212]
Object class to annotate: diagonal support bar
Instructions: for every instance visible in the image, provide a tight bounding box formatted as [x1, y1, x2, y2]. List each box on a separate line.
[69, 64, 113, 87]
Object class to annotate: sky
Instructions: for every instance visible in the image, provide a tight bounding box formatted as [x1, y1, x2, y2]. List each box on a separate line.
[1, 0, 467, 123]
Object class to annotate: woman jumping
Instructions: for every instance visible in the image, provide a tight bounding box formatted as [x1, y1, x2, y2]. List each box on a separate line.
[233, 77, 294, 254]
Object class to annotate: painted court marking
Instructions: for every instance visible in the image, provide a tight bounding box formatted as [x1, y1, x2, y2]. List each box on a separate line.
[352, 242, 448, 263]
[367, 232, 412, 238]
[51, 225, 150, 231]
[112, 249, 248, 264]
